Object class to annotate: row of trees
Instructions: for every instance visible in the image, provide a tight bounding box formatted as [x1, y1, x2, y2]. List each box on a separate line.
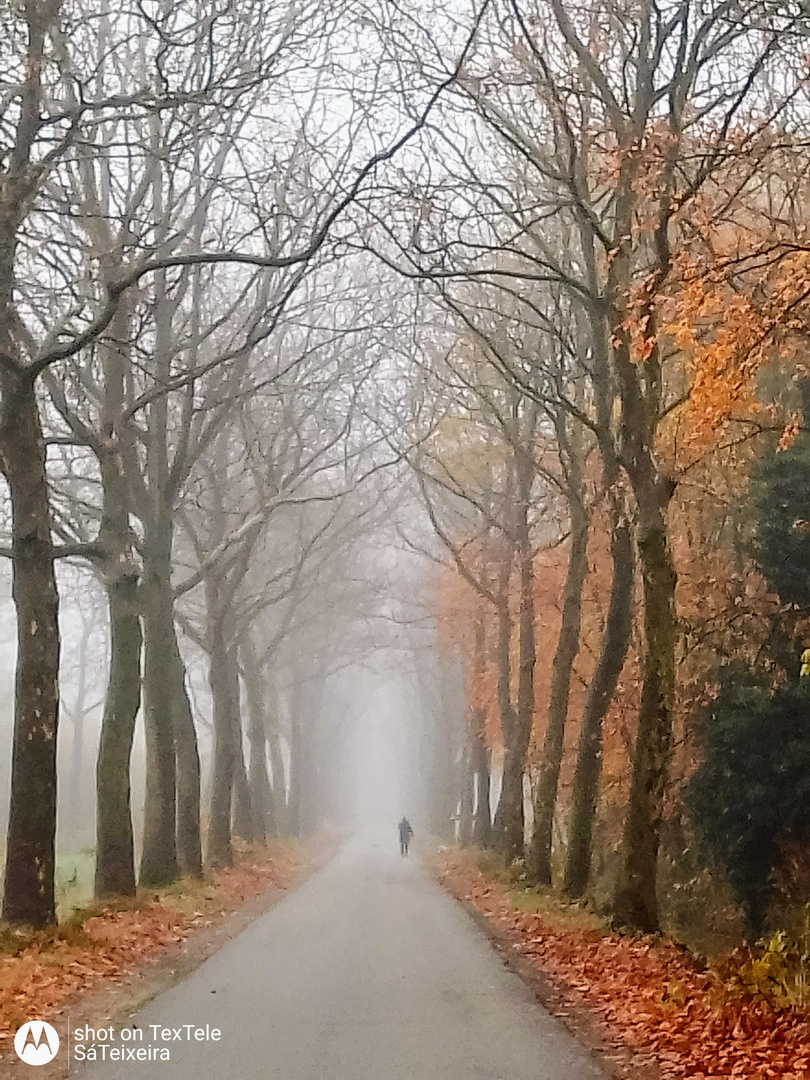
[0, 0, 485, 926]
[388, 0, 810, 937]
[2, 0, 809, 946]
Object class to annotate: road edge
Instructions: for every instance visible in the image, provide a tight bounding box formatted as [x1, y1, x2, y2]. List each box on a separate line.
[441, 884, 661, 1080]
[0, 844, 335, 1080]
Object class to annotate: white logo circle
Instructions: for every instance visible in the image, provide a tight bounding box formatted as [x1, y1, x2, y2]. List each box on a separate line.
[14, 1021, 60, 1066]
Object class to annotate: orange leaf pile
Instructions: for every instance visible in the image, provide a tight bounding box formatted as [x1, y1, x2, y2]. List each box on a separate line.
[437, 850, 810, 1079]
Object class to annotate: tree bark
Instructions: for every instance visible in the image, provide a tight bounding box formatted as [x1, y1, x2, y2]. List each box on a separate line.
[491, 541, 517, 854]
[140, 537, 179, 886]
[472, 719, 492, 848]
[0, 382, 61, 927]
[458, 739, 475, 846]
[66, 617, 92, 849]
[170, 628, 202, 878]
[207, 596, 240, 867]
[266, 711, 287, 834]
[95, 568, 141, 898]
[611, 513, 677, 931]
[232, 727, 255, 843]
[494, 455, 535, 863]
[527, 483, 588, 886]
[469, 615, 492, 847]
[242, 637, 275, 842]
[247, 726, 272, 844]
[0, 10, 61, 923]
[95, 301, 144, 898]
[564, 516, 634, 898]
[600, 139, 678, 932]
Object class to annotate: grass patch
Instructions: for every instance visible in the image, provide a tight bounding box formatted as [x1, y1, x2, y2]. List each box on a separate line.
[0, 838, 309, 956]
[466, 845, 608, 936]
[473, 847, 509, 883]
[55, 850, 96, 919]
[509, 885, 609, 936]
[0, 840, 314, 1040]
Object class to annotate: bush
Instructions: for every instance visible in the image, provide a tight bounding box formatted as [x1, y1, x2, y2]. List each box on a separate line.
[752, 432, 810, 609]
[717, 922, 810, 1008]
[686, 668, 810, 941]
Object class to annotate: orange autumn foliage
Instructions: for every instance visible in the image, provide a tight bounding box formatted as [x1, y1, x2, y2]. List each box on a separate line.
[430, 417, 788, 929]
[431, 506, 643, 821]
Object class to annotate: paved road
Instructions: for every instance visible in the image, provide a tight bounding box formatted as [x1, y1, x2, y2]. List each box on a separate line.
[75, 833, 605, 1079]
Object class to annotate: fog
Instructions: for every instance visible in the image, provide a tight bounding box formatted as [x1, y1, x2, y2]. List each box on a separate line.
[0, 511, 465, 892]
[2, 6, 806, 1015]
[342, 672, 421, 830]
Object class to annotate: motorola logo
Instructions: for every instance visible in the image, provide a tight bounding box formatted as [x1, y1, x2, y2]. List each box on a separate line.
[14, 1021, 60, 1066]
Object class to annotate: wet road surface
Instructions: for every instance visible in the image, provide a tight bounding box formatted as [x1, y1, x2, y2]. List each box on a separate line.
[74, 832, 605, 1079]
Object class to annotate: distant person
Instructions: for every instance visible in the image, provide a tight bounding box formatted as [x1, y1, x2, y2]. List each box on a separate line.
[398, 817, 414, 856]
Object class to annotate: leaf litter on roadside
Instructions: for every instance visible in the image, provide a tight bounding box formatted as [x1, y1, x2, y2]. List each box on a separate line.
[0, 845, 304, 1046]
[437, 850, 810, 1079]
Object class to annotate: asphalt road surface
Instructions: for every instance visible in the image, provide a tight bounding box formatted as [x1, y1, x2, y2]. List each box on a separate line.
[74, 832, 605, 1080]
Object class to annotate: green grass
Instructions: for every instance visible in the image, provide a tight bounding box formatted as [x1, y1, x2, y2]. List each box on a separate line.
[467, 844, 609, 936]
[0, 846, 97, 923]
[54, 850, 96, 919]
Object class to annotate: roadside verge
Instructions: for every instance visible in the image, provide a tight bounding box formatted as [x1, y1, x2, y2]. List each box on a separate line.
[0, 840, 330, 1078]
[434, 847, 810, 1080]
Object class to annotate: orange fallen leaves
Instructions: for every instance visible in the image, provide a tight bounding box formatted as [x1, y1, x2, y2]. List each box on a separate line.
[0, 847, 304, 1046]
[437, 851, 810, 1080]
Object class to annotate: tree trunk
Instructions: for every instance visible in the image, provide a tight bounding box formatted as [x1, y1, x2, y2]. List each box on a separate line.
[66, 619, 91, 849]
[472, 711, 492, 848]
[267, 714, 287, 834]
[95, 568, 141, 898]
[458, 740, 475, 846]
[611, 514, 677, 931]
[170, 628, 202, 878]
[469, 616, 492, 847]
[206, 630, 237, 864]
[491, 547, 516, 853]
[495, 462, 535, 863]
[231, 725, 254, 843]
[527, 489, 588, 886]
[140, 538, 179, 887]
[497, 724, 530, 863]
[247, 727, 272, 844]
[564, 517, 634, 898]
[67, 709, 86, 848]
[207, 616, 240, 867]
[287, 676, 304, 837]
[602, 141, 679, 932]
[95, 301, 143, 898]
[242, 638, 275, 842]
[0, 382, 61, 927]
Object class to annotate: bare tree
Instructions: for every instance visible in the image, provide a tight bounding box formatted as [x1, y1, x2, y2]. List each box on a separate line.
[0, 0, 487, 924]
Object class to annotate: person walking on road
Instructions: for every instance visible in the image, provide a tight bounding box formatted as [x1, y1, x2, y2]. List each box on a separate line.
[398, 817, 414, 856]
